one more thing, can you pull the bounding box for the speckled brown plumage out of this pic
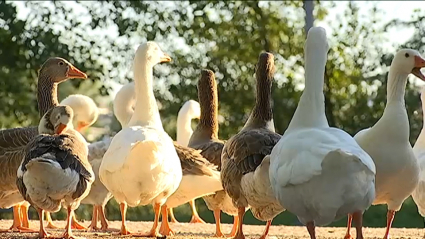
[173,141,218,177]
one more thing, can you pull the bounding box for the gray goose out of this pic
[0,57,87,232]
[220,53,284,239]
[16,105,95,239]
[188,69,238,237]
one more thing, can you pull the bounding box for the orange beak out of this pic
[55,123,68,134]
[67,64,88,79]
[76,122,89,132]
[160,54,172,63]
[412,55,425,81]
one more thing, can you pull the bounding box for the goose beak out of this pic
[76,122,89,132]
[67,65,88,79]
[412,55,425,81]
[160,53,172,63]
[55,123,68,135]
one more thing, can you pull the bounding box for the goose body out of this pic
[412,89,425,219]
[354,49,425,239]
[269,27,375,239]
[0,58,87,232]
[16,106,94,238]
[221,53,284,239]
[99,42,182,236]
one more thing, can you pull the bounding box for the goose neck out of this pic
[244,78,274,131]
[385,70,409,106]
[38,74,58,118]
[128,62,162,128]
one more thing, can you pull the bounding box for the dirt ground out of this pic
[0,220,423,239]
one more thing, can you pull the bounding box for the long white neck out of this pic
[373,69,410,140]
[177,106,197,146]
[127,58,163,129]
[286,47,329,132]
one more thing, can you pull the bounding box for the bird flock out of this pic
[0,26,425,239]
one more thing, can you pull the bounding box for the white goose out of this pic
[269,27,376,239]
[177,100,201,146]
[350,49,425,239]
[413,88,425,221]
[99,42,182,236]
[60,94,99,132]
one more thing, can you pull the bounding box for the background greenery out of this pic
[1,0,425,228]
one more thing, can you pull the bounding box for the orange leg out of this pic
[383,210,395,239]
[228,215,239,237]
[132,203,162,237]
[45,212,60,229]
[189,200,206,224]
[70,210,87,230]
[352,211,364,239]
[232,207,246,239]
[63,208,77,239]
[213,209,224,237]
[119,203,131,235]
[306,221,316,239]
[2,205,36,233]
[259,220,272,239]
[37,208,50,238]
[168,207,179,223]
[98,205,109,231]
[345,214,353,239]
[88,206,99,230]
[20,204,29,228]
[159,204,174,236]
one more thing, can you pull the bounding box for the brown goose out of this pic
[220,53,284,239]
[16,105,95,239]
[0,57,87,232]
[188,69,239,237]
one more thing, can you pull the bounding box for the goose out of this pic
[221,52,284,239]
[60,94,99,132]
[42,94,102,230]
[169,99,203,224]
[188,69,238,237]
[0,57,87,232]
[99,42,182,236]
[269,27,375,239]
[346,49,425,239]
[412,88,425,223]
[112,81,223,236]
[16,105,95,239]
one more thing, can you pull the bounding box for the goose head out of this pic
[60,94,99,132]
[305,27,329,62]
[391,49,425,81]
[39,57,88,83]
[39,105,74,135]
[178,100,201,120]
[134,41,171,68]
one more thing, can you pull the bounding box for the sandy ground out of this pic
[0,220,423,239]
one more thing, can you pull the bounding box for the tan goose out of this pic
[0,57,87,232]
[111,81,223,236]
[221,53,284,239]
[16,105,95,239]
[188,69,238,237]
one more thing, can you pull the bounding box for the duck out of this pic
[0,57,87,232]
[60,94,99,132]
[169,99,203,224]
[412,88,425,223]
[99,41,182,236]
[269,27,376,239]
[112,81,223,236]
[220,52,284,239]
[16,105,95,239]
[188,69,238,237]
[347,49,425,239]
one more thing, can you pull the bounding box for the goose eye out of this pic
[56,114,60,120]
[58,61,64,66]
[405,53,410,58]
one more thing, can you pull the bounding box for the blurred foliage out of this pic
[1,0,425,229]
